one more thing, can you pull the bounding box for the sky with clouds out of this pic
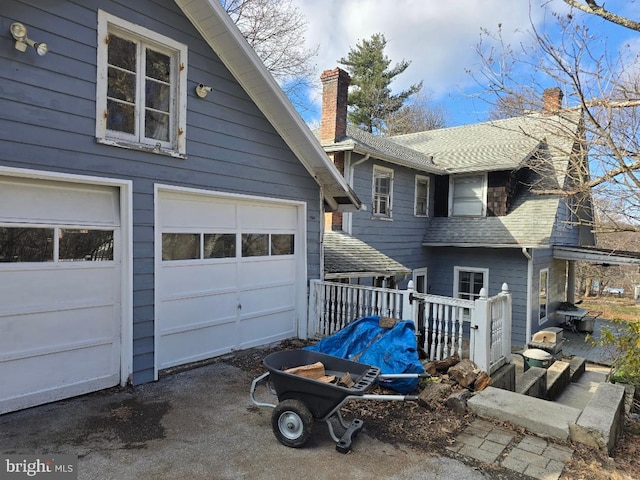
[290,0,640,127]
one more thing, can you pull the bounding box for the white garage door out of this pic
[156,190,304,371]
[0,177,122,414]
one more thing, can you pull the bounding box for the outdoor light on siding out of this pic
[195,84,212,98]
[10,22,48,56]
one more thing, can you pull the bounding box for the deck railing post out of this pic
[402,280,415,322]
[472,287,491,373]
[307,279,319,339]
[500,282,512,363]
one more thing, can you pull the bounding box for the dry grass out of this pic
[579,297,640,322]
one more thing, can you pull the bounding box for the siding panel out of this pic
[0,0,321,384]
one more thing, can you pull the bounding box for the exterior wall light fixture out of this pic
[10,22,48,56]
[195,84,212,98]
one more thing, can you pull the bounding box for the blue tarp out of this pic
[305,316,424,393]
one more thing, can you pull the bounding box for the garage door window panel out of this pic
[204,233,236,259]
[0,227,54,263]
[59,229,114,261]
[162,233,199,260]
[271,234,294,255]
[242,234,268,257]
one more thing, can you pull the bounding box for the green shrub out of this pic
[590,319,640,387]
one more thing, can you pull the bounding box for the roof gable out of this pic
[390,111,582,177]
[173,0,360,211]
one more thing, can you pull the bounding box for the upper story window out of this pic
[449,174,487,217]
[414,175,430,217]
[372,166,393,218]
[96,10,187,157]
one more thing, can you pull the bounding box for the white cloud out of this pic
[295,0,546,119]
[292,0,637,125]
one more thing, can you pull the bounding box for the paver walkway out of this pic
[448,419,574,480]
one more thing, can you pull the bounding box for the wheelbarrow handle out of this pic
[249,371,277,408]
[377,373,431,380]
[352,394,420,402]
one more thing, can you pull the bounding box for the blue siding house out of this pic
[318,68,597,346]
[0,1,359,414]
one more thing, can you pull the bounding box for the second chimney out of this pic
[542,87,563,114]
[320,68,350,143]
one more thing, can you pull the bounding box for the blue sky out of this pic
[289,0,640,128]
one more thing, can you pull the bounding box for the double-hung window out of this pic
[372,166,393,218]
[414,175,430,216]
[449,174,487,217]
[96,10,187,157]
[454,266,488,301]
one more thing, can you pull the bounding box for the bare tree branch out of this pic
[562,0,640,32]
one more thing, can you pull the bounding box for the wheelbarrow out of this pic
[249,349,428,453]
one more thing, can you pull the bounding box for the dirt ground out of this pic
[223,339,640,480]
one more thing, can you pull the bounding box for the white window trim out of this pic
[96,10,187,158]
[539,268,549,324]
[448,173,487,217]
[453,266,489,300]
[372,165,394,219]
[414,175,430,217]
[412,267,428,293]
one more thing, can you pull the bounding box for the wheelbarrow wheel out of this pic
[271,399,313,448]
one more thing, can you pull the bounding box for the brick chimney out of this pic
[320,68,350,143]
[542,87,563,114]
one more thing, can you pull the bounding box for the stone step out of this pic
[568,356,586,381]
[555,366,609,410]
[515,366,546,398]
[469,380,627,454]
[468,386,582,440]
[569,382,626,454]
[546,360,571,400]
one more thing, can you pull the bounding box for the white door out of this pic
[0,177,121,414]
[156,189,304,371]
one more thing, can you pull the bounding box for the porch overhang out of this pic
[324,230,411,279]
[553,246,640,266]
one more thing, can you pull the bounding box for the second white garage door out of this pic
[156,189,306,371]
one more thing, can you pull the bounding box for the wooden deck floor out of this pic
[561,319,620,366]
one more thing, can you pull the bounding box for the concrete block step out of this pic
[569,382,626,454]
[515,366,546,398]
[468,386,581,441]
[546,361,571,400]
[568,356,586,381]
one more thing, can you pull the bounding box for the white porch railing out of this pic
[308,280,512,374]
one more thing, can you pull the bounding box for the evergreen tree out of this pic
[339,33,422,134]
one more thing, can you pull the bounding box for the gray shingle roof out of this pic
[390,112,581,176]
[422,190,561,247]
[391,112,583,247]
[317,126,445,174]
[324,230,411,277]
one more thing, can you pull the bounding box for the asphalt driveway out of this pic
[0,360,489,480]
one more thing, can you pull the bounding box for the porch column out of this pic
[567,260,576,304]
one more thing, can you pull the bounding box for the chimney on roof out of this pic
[320,67,350,143]
[542,87,563,114]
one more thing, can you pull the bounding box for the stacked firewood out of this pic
[418,356,490,412]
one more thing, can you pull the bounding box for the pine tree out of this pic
[339,33,422,134]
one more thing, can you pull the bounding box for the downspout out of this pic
[345,153,370,234]
[522,247,532,344]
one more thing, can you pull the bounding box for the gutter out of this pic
[522,247,533,344]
